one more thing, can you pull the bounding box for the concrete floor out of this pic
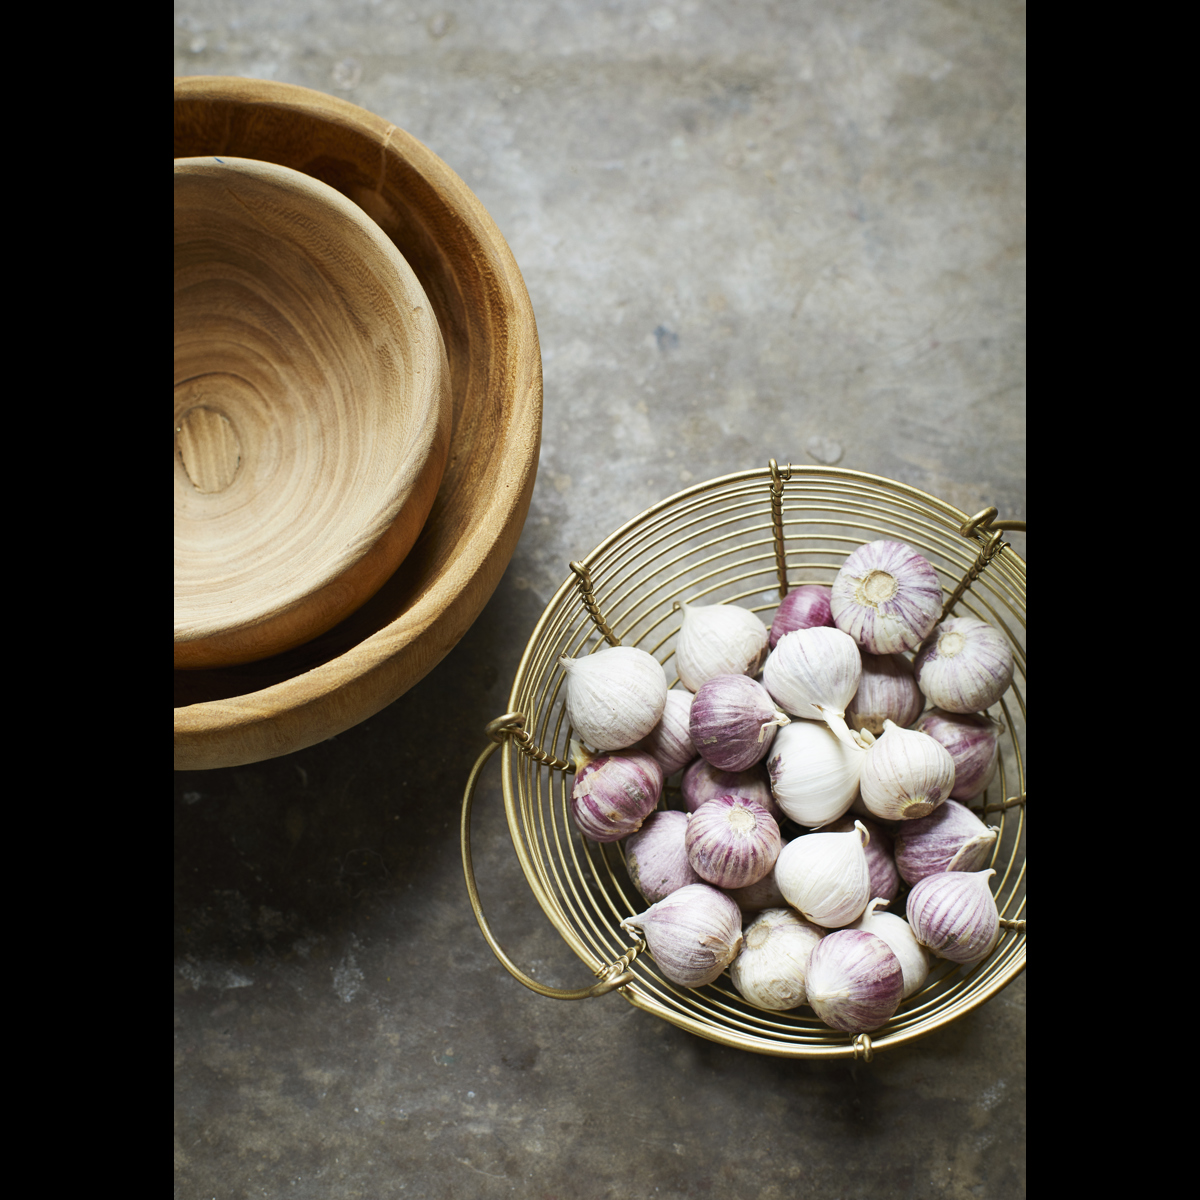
[174,3,1026,1196]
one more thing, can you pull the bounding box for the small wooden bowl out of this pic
[174,78,542,768]
[175,156,452,669]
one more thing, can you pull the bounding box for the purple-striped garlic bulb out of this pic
[730,908,825,1010]
[805,929,904,1033]
[831,540,942,655]
[723,860,790,915]
[915,709,1003,801]
[769,585,834,648]
[762,626,863,748]
[681,759,780,821]
[859,720,956,821]
[624,810,701,903]
[893,799,999,885]
[622,883,743,988]
[845,652,924,735]
[849,899,930,999]
[689,674,790,772]
[685,796,782,889]
[906,868,1000,963]
[633,687,696,776]
[569,747,663,843]
[913,617,1014,715]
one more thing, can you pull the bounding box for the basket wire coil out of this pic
[462,464,1026,1060]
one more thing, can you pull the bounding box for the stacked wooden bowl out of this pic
[174,77,542,769]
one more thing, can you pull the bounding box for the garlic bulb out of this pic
[624,810,701,903]
[681,759,781,821]
[845,652,924,734]
[893,799,999,885]
[768,585,833,649]
[622,883,744,988]
[685,796,782,889]
[773,821,871,928]
[913,617,1014,715]
[850,899,930,999]
[729,908,825,1010]
[831,540,942,655]
[674,601,770,691]
[765,719,866,829]
[906,868,1000,964]
[824,815,900,904]
[859,719,956,821]
[805,930,904,1033]
[633,687,696,776]
[762,626,862,748]
[569,747,664,843]
[689,674,790,772]
[723,860,790,915]
[560,646,668,751]
[915,709,1002,801]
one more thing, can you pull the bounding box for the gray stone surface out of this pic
[175,3,1026,1196]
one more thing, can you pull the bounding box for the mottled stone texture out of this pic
[175,2,1025,1196]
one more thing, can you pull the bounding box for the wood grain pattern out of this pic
[173,78,542,769]
[175,156,452,669]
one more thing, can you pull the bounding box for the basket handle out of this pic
[460,738,636,1000]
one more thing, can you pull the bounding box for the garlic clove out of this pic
[845,651,924,735]
[689,674,790,772]
[892,799,999,885]
[624,810,702,904]
[831,540,942,655]
[765,719,866,829]
[684,795,782,889]
[773,820,872,928]
[569,749,664,843]
[622,883,744,988]
[913,616,1014,715]
[805,929,904,1033]
[906,868,1000,964]
[729,907,825,1010]
[762,626,863,748]
[674,601,770,692]
[768,585,834,649]
[859,719,956,821]
[560,645,669,752]
[849,898,930,998]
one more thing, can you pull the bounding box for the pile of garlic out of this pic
[561,538,1013,1036]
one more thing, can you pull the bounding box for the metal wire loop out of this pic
[484,711,573,772]
[852,1034,874,1062]
[569,560,620,647]
[940,529,1007,623]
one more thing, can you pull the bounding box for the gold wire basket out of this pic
[462,463,1026,1060]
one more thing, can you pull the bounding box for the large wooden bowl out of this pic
[174,78,542,769]
[175,156,452,669]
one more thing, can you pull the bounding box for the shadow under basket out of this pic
[462,463,1026,1061]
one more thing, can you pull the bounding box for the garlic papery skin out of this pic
[674,601,770,691]
[845,652,924,735]
[681,759,781,822]
[685,796,782,889]
[773,821,872,928]
[633,688,696,776]
[906,869,999,964]
[893,800,999,886]
[831,540,942,655]
[689,674,790,772]
[805,930,904,1033]
[859,719,956,821]
[765,719,866,829]
[913,616,1014,715]
[729,908,825,1010]
[768,585,833,649]
[569,749,664,843]
[762,626,863,748]
[824,816,901,904]
[850,899,930,999]
[914,709,1002,801]
[624,810,702,904]
[560,646,669,752]
[622,883,744,988]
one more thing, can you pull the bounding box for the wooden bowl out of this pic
[175,156,452,669]
[173,78,542,768]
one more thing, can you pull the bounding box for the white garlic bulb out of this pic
[729,908,825,1010]
[765,719,866,829]
[831,540,942,655]
[773,821,872,928]
[762,626,863,748]
[559,646,668,751]
[673,601,770,691]
[913,616,1014,714]
[850,899,930,999]
[859,719,956,821]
